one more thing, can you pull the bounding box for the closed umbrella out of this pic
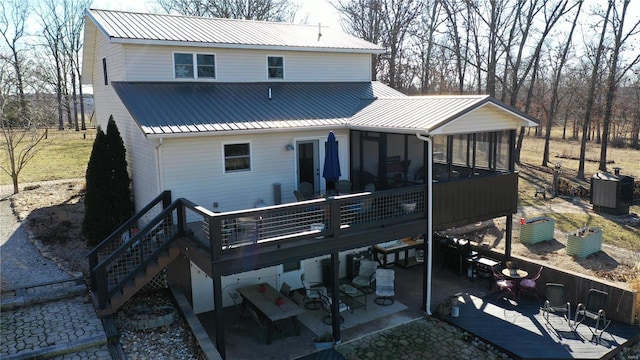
[322,131,341,191]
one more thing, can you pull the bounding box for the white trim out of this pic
[172,51,217,80]
[107,37,384,54]
[222,140,253,174]
[266,55,285,80]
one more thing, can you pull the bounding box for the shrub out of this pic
[82,116,134,246]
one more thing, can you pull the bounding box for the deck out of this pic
[191,255,639,360]
[445,293,640,359]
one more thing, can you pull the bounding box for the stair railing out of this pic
[88,191,172,310]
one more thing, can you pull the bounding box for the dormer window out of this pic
[174,53,216,79]
[267,56,284,79]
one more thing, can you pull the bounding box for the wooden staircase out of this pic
[93,245,182,317]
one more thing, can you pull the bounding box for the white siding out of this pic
[436,106,523,135]
[123,45,371,82]
[160,129,349,212]
[91,32,160,211]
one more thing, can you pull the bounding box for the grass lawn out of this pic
[0,128,96,185]
[516,134,640,250]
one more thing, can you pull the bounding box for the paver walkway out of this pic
[1,182,111,359]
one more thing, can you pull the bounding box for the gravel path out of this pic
[0,188,72,290]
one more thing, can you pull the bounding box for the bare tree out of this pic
[0,0,29,118]
[598,0,640,172]
[0,54,52,194]
[577,1,612,180]
[507,0,568,162]
[333,0,384,80]
[38,1,66,130]
[157,0,299,21]
[334,0,424,89]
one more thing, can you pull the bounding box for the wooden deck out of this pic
[445,293,640,360]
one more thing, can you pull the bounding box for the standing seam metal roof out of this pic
[348,96,492,132]
[87,9,384,52]
[111,81,404,136]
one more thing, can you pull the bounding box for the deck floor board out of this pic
[445,293,640,359]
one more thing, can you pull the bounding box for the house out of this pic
[82,9,538,358]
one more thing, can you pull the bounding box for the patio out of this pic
[191,247,639,359]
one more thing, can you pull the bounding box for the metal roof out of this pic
[86,9,384,53]
[111,81,404,136]
[348,95,539,134]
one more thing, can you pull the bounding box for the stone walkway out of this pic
[335,317,511,360]
[1,181,112,359]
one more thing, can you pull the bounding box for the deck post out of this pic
[212,271,225,358]
[330,251,341,343]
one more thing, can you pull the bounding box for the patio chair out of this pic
[374,268,395,305]
[574,289,612,344]
[336,180,352,194]
[351,259,377,294]
[279,282,292,298]
[542,283,571,326]
[519,265,543,300]
[320,291,350,325]
[299,182,314,199]
[293,190,306,202]
[300,273,324,310]
[491,267,516,301]
[229,291,249,319]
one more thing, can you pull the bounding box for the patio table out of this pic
[373,237,424,268]
[237,283,304,344]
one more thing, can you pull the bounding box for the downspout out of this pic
[155,138,164,194]
[415,131,432,315]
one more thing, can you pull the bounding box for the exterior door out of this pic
[297,140,320,193]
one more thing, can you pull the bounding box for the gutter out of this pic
[415,131,433,316]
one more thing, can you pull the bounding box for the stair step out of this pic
[93,244,182,317]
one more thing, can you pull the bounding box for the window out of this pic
[282,261,301,272]
[102,58,108,85]
[267,56,284,79]
[174,53,215,79]
[224,143,251,172]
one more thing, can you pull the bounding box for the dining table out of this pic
[501,268,529,279]
[236,283,304,344]
[501,268,529,298]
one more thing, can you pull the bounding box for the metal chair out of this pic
[351,259,377,294]
[574,289,612,344]
[293,190,306,202]
[300,273,324,310]
[336,180,352,194]
[299,182,314,199]
[491,267,516,301]
[374,268,395,305]
[542,283,571,326]
[279,282,292,297]
[519,265,543,300]
[320,290,350,325]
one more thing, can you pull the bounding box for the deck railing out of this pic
[183,185,426,260]
[88,186,426,310]
[88,173,517,311]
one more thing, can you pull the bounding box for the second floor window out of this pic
[267,56,284,79]
[174,53,216,79]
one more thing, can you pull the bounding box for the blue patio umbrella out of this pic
[323,131,341,186]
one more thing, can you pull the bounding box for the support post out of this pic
[213,272,226,358]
